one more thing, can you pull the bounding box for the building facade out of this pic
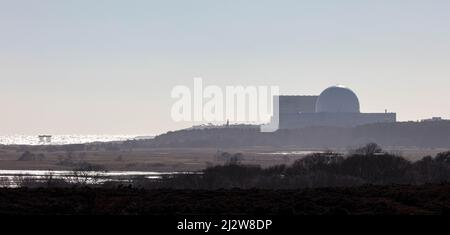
[273,86,396,129]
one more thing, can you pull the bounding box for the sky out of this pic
[1,0,450,135]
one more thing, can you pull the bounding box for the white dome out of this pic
[315,86,360,113]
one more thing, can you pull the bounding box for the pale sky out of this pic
[1,0,450,135]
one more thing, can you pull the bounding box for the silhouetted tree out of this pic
[351,143,383,156]
[226,153,244,165]
[435,151,450,164]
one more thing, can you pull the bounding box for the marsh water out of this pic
[0,170,181,188]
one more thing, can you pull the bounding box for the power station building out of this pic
[271,85,396,129]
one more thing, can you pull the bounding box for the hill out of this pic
[135,121,450,148]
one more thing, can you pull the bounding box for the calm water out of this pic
[0,170,182,188]
[256,151,325,155]
[0,135,154,146]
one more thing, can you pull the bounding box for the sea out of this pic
[0,135,154,146]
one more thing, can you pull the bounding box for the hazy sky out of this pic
[1,0,450,135]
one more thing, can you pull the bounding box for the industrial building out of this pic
[271,85,396,129]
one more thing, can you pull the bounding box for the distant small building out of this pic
[421,117,447,122]
[38,135,52,143]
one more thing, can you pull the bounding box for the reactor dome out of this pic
[315,85,360,113]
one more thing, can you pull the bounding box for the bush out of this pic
[349,143,384,156]
[338,154,411,184]
[410,155,450,184]
[287,152,343,175]
[435,151,450,164]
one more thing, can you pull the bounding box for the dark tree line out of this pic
[139,144,450,189]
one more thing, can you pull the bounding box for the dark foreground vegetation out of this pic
[2,144,450,215]
[0,184,450,215]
